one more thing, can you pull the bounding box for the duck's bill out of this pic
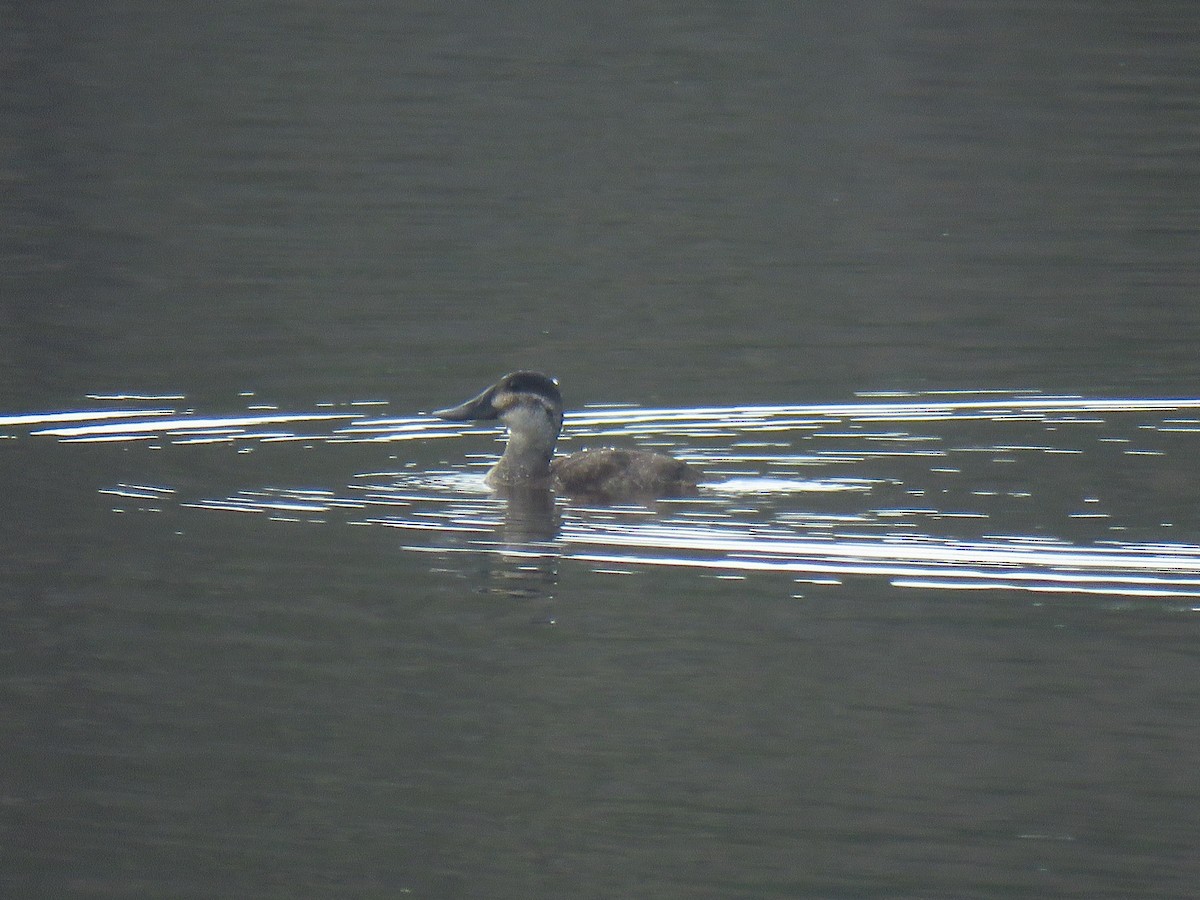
[431,386,499,421]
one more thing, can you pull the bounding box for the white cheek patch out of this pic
[502,401,545,427]
[498,397,558,437]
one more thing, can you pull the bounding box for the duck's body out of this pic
[433,371,700,500]
[552,447,699,500]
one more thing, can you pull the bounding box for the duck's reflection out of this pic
[482,485,561,601]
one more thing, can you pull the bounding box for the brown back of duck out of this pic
[550,448,700,501]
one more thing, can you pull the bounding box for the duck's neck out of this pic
[487,408,559,486]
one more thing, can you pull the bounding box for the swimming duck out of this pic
[432,371,700,500]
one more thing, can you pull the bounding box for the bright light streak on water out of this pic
[559,524,1200,596]
[32,412,360,438]
[0,409,176,427]
[707,477,876,494]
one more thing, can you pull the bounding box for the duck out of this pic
[432,371,700,500]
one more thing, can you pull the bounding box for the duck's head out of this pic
[432,370,565,442]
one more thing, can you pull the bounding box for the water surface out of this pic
[4,0,1200,897]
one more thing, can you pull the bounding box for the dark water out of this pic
[4,2,1200,898]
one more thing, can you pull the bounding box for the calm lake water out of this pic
[4,2,1200,898]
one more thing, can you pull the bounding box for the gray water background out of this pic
[4,2,1200,897]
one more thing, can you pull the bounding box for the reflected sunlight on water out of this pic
[8,392,1200,603]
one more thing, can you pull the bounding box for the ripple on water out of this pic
[6,392,1200,602]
